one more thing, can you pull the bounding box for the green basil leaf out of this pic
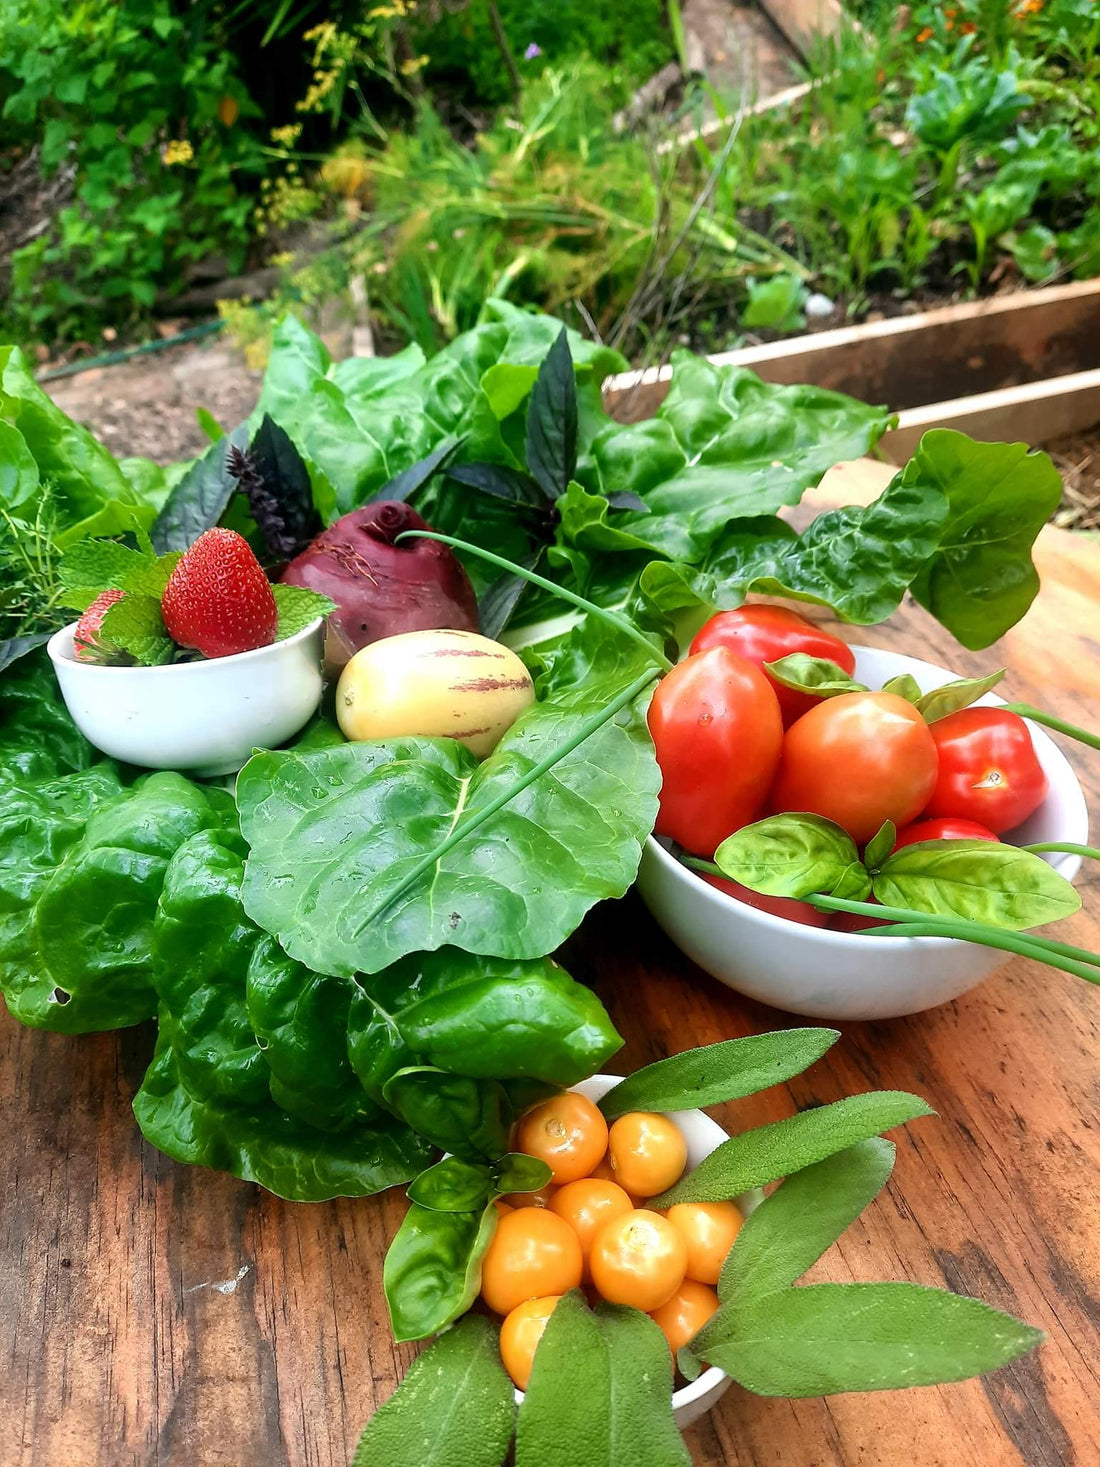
[863,821,896,872]
[383,1066,514,1161]
[493,1153,553,1196]
[408,1157,493,1213]
[915,669,1005,723]
[384,1200,499,1344]
[873,841,1081,930]
[516,1292,610,1467]
[763,655,867,697]
[881,672,922,703]
[714,814,866,900]
[526,328,578,501]
[598,1029,839,1119]
[651,1092,934,1207]
[717,1139,896,1305]
[596,1303,692,1467]
[350,1314,515,1467]
[695,1282,1043,1396]
[905,431,1063,650]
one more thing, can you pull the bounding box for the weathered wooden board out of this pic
[2,484,1098,1467]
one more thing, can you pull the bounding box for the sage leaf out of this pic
[915,669,1005,723]
[598,1029,839,1119]
[863,821,896,872]
[715,814,865,901]
[695,1282,1044,1396]
[407,1157,493,1213]
[597,1304,691,1467]
[493,1153,553,1196]
[873,841,1081,930]
[881,672,922,703]
[384,1200,498,1343]
[516,1292,610,1467]
[526,328,578,501]
[350,1314,515,1467]
[764,654,867,697]
[650,1092,934,1207]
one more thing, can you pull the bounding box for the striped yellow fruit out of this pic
[336,627,535,758]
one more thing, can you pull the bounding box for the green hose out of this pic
[35,319,226,383]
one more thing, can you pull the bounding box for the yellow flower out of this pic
[162,138,194,166]
[399,53,429,76]
[270,123,302,146]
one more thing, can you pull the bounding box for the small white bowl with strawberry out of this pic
[48,528,332,777]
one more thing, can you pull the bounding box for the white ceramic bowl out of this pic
[637,644,1090,1021]
[47,619,325,777]
[513,1072,762,1431]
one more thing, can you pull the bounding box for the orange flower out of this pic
[916,24,934,39]
[960,18,977,30]
[945,15,955,26]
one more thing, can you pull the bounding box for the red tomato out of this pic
[689,606,856,725]
[701,873,831,928]
[648,648,784,857]
[769,692,939,844]
[923,708,1048,834]
[891,817,1000,851]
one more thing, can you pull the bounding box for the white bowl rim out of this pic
[649,641,1089,954]
[510,1072,736,1416]
[47,615,324,675]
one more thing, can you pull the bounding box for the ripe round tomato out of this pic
[923,708,1048,833]
[480,1207,583,1316]
[648,1280,721,1356]
[665,1201,742,1286]
[590,1209,687,1311]
[500,1295,561,1389]
[769,692,939,844]
[549,1179,634,1274]
[607,1113,687,1198]
[514,1092,608,1186]
[891,817,1000,851]
[648,648,784,857]
[690,606,856,725]
[701,873,831,928]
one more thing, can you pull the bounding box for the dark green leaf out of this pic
[478,548,545,642]
[349,1315,515,1467]
[863,821,896,872]
[764,655,867,698]
[384,1201,498,1343]
[0,648,97,780]
[873,841,1081,930]
[605,490,650,513]
[881,673,922,703]
[651,1092,934,1206]
[696,1282,1043,1396]
[407,1157,493,1213]
[526,329,578,501]
[151,424,250,553]
[0,631,53,674]
[915,670,1005,723]
[240,414,322,559]
[714,814,870,901]
[598,1030,839,1119]
[905,432,1063,649]
[516,1292,610,1467]
[375,434,465,504]
[383,1066,514,1160]
[596,1304,692,1467]
[448,462,551,508]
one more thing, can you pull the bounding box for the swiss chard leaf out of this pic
[383,1066,514,1160]
[0,648,98,780]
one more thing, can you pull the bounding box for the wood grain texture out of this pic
[2,490,1098,1467]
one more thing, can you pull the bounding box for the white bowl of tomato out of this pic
[638,623,1089,1021]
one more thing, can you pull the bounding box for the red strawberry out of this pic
[73,587,126,662]
[161,528,278,659]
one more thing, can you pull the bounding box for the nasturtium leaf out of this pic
[714,814,870,902]
[238,666,659,976]
[915,669,1005,723]
[764,655,867,698]
[863,821,896,872]
[651,1092,934,1207]
[873,841,1081,929]
[516,1292,611,1467]
[349,1315,515,1467]
[407,1157,493,1213]
[596,1304,692,1467]
[598,1029,839,1119]
[695,1282,1043,1396]
[904,432,1063,649]
[384,1200,499,1343]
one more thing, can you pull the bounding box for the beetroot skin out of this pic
[281,501,479,672]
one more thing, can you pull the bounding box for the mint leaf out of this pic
[694,1282,1043,1396]
[650,1092,934,1206]
[98,593,175,666]
[272,583,334,640]
[58,539,150,603]
[123,551,181,598]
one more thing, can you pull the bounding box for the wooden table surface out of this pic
[3,468,1098,1467]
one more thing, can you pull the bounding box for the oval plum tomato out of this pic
[514,1092,608,1186]
[589,1209,688,1311]
[924,708,1048,833]
[648,1280,721,1356]
[891,817,1001,851]
[690,606,856,725]
[607,1113,687,1198]
[549,1179,634,1275]
[500,1295,562,1389]
[648,648,783,857]
[480,1207,583,1315]
[701,873,831,928]
[769,692,939,844]
[665,1201,742,1286]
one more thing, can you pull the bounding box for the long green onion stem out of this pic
[1002,703,1100,751]
[397,529,674,672]
[1022,842,1100,861]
